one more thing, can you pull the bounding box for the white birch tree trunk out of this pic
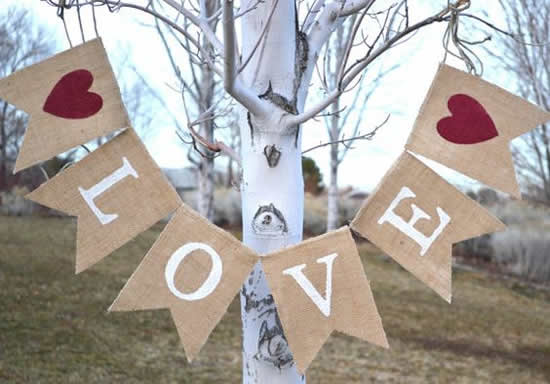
[174,0,450,379]
[238,0,307,382]
[196,1,218,222]
[327,99,341,231]
[327,156,339,231]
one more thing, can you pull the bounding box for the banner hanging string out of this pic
[441,0,484,76]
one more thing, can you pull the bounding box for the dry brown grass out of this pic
[0,216,549,383]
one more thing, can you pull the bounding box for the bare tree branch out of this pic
[287,3,456,128]
[161,0,224,53]
[302,114,389,154]
[43,0,224,76]
[222,0,270,117]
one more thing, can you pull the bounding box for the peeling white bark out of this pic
[327,97,340,232]
[240,127,305,384]
[222,0,412,381]
[237,0,307,382]
[327,157,339,231]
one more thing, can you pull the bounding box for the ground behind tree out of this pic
[0,216,548,383]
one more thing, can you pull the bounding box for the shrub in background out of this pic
[491,229,550,282]
[489,200,550,227]
[0,186,33,216]
[455,199,550,283]
[454,234,494,262]
[302,157,324,195]
[303,194,363,236]
[340,198,363,225]
[213,188,242,227]
[488,200,550,282]
[180,188,243,227]
[478,188,500,206]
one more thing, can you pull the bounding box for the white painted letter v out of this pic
[282,253,338,317]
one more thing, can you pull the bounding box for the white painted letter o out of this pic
[165,243,222,301]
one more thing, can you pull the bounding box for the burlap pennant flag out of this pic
[262,227,388,373]
[351,152,505,302]
[0,38,129,172]
[26,128,181,273]
[405,63,550,198]
[109,204,259,361]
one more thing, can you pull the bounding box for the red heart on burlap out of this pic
[43,69,103,119]
[437,94,498,144]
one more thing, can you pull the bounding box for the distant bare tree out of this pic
[103,48,159,141]
[307,16,392,230]
[154,0,226,221]
[69,45,161,165]
[488,0,550,202]
[0,6,55,190]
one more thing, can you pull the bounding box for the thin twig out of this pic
[223,0,269,117]
[91,2,100,37]
[461,13,550,46]
[302,114,390,154]
[75,0,86,43]
[38,165,50,181]
[287,4,454,128]
[61,16,73,47]
[43,0,222,75]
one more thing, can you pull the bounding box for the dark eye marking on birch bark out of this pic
[252,203,288,236]
[259,82,297,115]
[263,145,282,167]
[243,284,294,368]
[242,285,275,313]
[255,312,294,369]
[292,15,309,149]
[294,30,308,100]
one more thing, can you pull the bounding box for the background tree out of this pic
[311,16,393,230]
[154,0,225,221]
[93,49,158,147]
[487,0,550,203]
[115,49,158,139]
[0,6,55,191]
[38,0,504,382]
[302,156,324,195]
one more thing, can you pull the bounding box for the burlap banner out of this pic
[351,152,505,302]
[27,128,181,273]
[262,227,388,373]
[406,63,550,198]
[0,38,129,172]
[110,204,259,362]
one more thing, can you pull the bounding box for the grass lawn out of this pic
[1,216,549,383]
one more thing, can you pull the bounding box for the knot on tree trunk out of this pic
[264,145,282,167]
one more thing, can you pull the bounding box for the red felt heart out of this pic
[43,69,103,119]
[436,94,498,145]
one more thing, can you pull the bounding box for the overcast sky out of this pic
[6,0,513,192]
